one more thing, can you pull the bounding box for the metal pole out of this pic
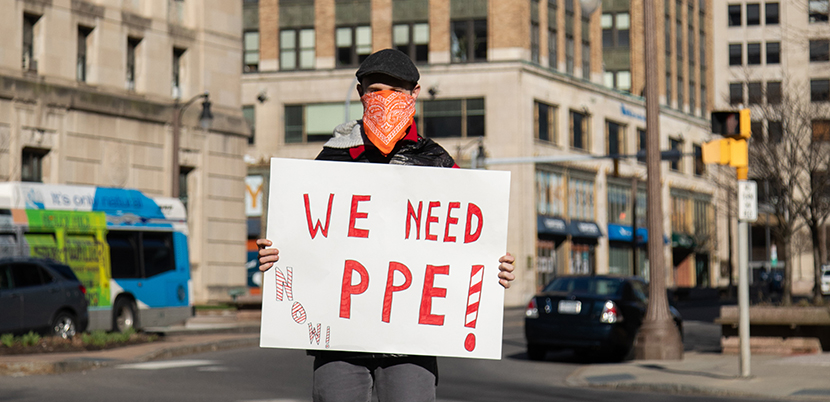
[634,0,683,360]
[739,218,751,377]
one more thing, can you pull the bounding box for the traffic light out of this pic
[701,138,747,168]
[711,109,751,139]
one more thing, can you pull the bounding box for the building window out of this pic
[22,14,40,72]
[810,40,830,62]
[666,72,672,104]
[809,0,829,23]
[601,12,630,48]
[746,3,760,25]
[604,70,631,91]
[677,76,684,110]
[607,183,637,225]
[669,138,683,172]
[548,0,558,70]
[751,121,763,140]
[748,82,763,104]
[766,42,780,64]
[693,144,705,176]
[768,120,783,143]
[606,121,624,156]
[337,26,371,67]
[394,22,429,64]
[812,79,830,102]
[21,148,48,182]
[765,3,779,24]
[730,82,743,105]
[418,98,485,139]
[568,177,595,221]
[565,36,575,74]
[535,101,558,143]
[689,83,696,113]
[638,128,646,159]
[812,120,830,142]
[536,170,564,216]
[701,84,707,113]
[530,21,540,63]
[729,43,742,66]
[77,26,93,82]
[581,40,590,79]
[244,31,260,73]
[570,110,589,151]
[767,81,782,104]
[451,20,487,63]
[284,102,362,144]
[126,37,141,91]
[282,28,316,70]
[172,47,185,98]
[243,105,255,145]
[179,166,193,211]
[728,4,741,26]
[700,30,707,69]
[747,43,761,65]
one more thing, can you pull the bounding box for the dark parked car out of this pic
[524,275,682,361]
[0,258,89,339]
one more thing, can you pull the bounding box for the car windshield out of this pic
[543,277,623,297]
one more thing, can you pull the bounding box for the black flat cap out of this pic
[355,49,420,84]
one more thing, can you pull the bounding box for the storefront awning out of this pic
[537,215,568,236]
[608,224,669,245]
[672,232,696,249]
[568,220,602,239]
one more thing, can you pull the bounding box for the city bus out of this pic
[0,182,192,332]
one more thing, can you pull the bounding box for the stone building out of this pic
[713,0,830,293]
[241,0,722,307]
[0,0,250,303]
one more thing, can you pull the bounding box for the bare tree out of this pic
[748,78,830,305]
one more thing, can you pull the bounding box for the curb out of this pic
[564,366,827,401]
[0,336,260,377]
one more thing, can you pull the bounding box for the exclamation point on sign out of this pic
[463,265,484,352]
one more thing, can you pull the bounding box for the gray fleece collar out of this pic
[323,120,364,149]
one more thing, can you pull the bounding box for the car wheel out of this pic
[527,344,546,361]
[52,311,78,340]
[113,298,137,333]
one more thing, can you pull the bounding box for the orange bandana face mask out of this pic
[361,90,416,156]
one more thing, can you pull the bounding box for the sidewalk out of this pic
[0,310,261,376]
[566,351,830,401]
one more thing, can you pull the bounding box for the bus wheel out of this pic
[113,298,137,333]
[52,311,78,340]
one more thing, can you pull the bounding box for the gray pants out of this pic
[312,354,438,402]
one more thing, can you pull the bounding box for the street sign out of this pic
[738,180,757,222]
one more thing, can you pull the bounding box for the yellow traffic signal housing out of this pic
[729,139,748,168]
[702,138,731,165]
[701,138,748,167]
[711,109,751,139]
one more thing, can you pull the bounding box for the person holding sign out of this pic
[257,48,515,402]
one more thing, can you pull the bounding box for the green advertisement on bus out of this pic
[23,210,111,309]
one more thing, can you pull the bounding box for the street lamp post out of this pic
[634,0,683,360]
[171,91,213,199]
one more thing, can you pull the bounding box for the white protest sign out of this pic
[260,158,511,360]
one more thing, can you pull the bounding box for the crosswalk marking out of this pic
[116,359,219,370]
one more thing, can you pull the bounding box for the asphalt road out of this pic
[0,304,783,402]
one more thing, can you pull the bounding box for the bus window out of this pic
[0,233,17,256]
[142,232,174,278]
[24,233,61,261]
[107,231,140,279]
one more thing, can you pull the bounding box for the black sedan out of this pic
[0,257,89,339]
[524,275,682,361]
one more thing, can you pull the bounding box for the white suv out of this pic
[822,265,830,295]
